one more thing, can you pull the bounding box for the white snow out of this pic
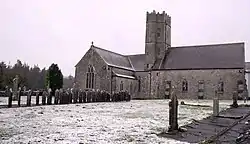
[0,97,248,144]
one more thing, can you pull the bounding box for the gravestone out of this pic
[27,90,32,106]
[107,92,111,102]
[69,88,72,103]
[72,88,77,103]
[168,86,178,132]
[86,90,91,103]
[79,89,83,103]
[82,90,86,103]
[12,75,19,100]
[36,90,40,105]
[42,90,47,105]
[213,91,219,117]
[59,89,63,104]
[17,87,21,106]
[6,87,12,108]
[47,88,52,105]
[92,89,96,102]
[54,89,59,104]
[232,91,238,108]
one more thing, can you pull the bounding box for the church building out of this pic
[75,10,246,100]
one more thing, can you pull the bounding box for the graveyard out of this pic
[1,89,250,143]
[0,73,250,143]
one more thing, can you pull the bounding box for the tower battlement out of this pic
[146,10,171,25]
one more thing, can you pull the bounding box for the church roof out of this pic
[126,54,146,71]
[92,46,134,70]
[161,42,245,70]
[82,42,244,72]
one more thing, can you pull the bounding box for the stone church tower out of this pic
[145,10,171,70]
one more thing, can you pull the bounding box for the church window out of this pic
[120,81,124,91]
[182,79,188,92]
[218,80,224,92]
[156,72,159,76]
[147,64,149,68]
[157,28,161,38]
[86,65,95,89]
[157,32,160,38]
[198,80,204,92]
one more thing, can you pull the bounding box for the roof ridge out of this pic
[171,42,244,49]
[92,45,127,58]
[126,54,145,57]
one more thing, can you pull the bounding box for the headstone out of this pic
[86,90,91,103]
[12,75,19,100]
[36,90,40,105]
[6,87,12,108]
[79,89,83,103]
[27,90,32,106]
[168,86,178,132]
[17,87,21,106]
[47,88,52,105]
[73,88,78,103]
[83,90,87,103]
[92,89,96,102]
[213,90,219,117]
[107,92,111,102]
[59,89,63,104]
[54,89,59,104]
[42,90,47,105]
[232,91,238,108]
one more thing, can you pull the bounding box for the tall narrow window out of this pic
[157,28,161,38]
[198,80,204,92]
[182,79,188,92]
[120,81,124,91]
[86,65,95,89]
[218,80,224,92]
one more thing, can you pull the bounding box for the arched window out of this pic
[182,79,188,92]
[218,79,224,92]
[86,65,95,89]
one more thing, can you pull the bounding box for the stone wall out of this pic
[112,77,137,98]
[136,69,245,100]
[75,48,110,92]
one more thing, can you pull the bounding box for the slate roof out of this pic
[126,54,146,71]
[81,42,244,72]
[161,43,245,70]
[92,46,134,70]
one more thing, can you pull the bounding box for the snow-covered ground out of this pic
[0,97,248,144]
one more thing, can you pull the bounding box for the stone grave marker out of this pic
[168,86,179,132]
[36,90,40,105]
[27,90,32,106]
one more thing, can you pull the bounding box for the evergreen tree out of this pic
[46,63,63,94]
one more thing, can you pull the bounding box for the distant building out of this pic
[245,62,250,98]
[75,10,246,100]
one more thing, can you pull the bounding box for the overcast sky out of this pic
[0,0,249,76]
